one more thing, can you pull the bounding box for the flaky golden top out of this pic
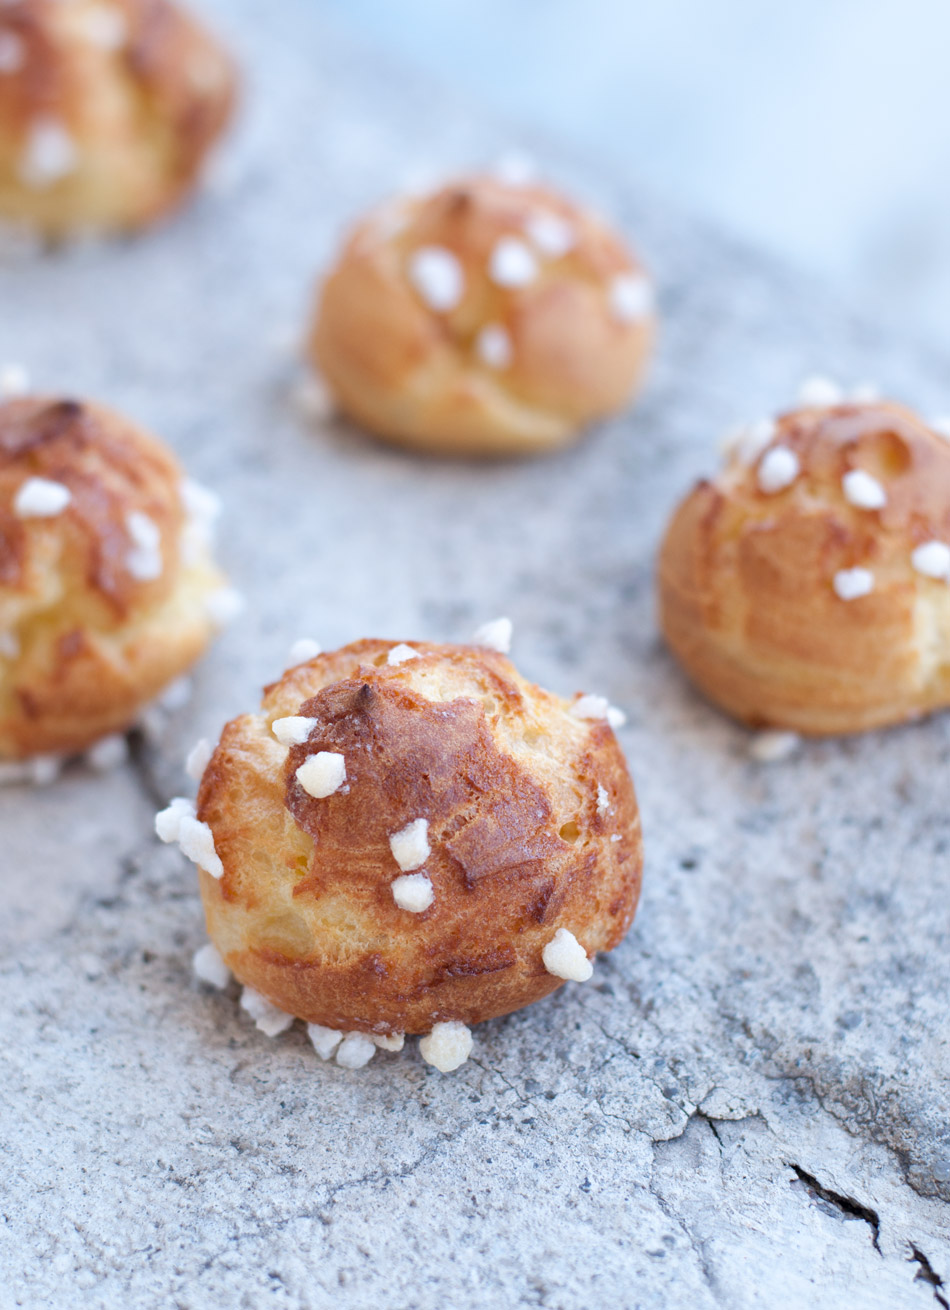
[0,0,236,233]
[659,400,950,733]
[0,394,226,758]
[310,175,654,454]
[0,395,185,619]
[197,640,642,1031]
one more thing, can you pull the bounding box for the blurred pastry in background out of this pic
[0,0,237,239]
[163,631,642,1072]
[0,392,235,768]
[659,383,950,735]
[308,174,655,456]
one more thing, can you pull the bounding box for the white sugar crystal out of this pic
[419,1021,473,1073]
[757,445,799,494]
[308,1024,343,1060]
[387,643,419,666]
[392,872,434,913]
[296,751,346,799]
[76,4,127,50]
[731,418,777,464]
[240,987,294,1037]
[29,754,61,787]
[749,730,801,763]
[472,616,512,653]
[205,587,244,629]
[154,796,195,844]
[609,833,622,843]
[930,417,950,442]
[372,1032,405,1052]
[193,942,230,989]
[842,469,887,510]
[596,785,610,816]
[177,816,223,879]
[911,541,950,581]
[19,118,77,188]
[0,362,29,397]
[798,375,843,407]
[125,510,162,581]
[287,637,321,665]
[408,246,464,312]
[180,478,221,563]
[524,210,576,258]
[850,382,880,403]
[608,272,654,324]
[181,478,222,529]
[86,733,127,773]
[14,476,71,518]
[185,737,213,782]
[292,374,336,423]
[389,818,430,871]
[158,676,193,712]
[833,567,874,601]
[607,705,627,729]
[0,631,18,658]
[0,31,24,74]
[272,716,317,747]
[475,323,513,370]
[489,236,538,288]
[492,149,536,186]
[542,927,593,982]
[336,1032,376,1069]
[570,694,610,721]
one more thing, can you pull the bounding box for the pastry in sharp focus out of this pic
[160,632,642,1072]
[659,387,950,735]
[308,174,655,456]
[0,0,237,238]
[0,393,236,761]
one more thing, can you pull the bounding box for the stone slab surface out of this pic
[1,3,950,1307]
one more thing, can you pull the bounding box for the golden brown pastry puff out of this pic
[162,636,643,1071]
[659,395,950,735]
[0,0,237,238]
[0,394,234,760]
[308,175,655,456]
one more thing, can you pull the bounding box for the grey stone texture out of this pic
[2,3,950,1306]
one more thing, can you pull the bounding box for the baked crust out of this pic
[310,176,654,456]
[197,640,643,1033]
[658,401,950,734]
[0,0,236,236]
[0,395,225,756]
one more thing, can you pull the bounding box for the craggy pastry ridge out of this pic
[196,640,643,1035]
[0,396,226,757]
[310,175,654,456]
[659,399,950,735]
[0,0,236,236]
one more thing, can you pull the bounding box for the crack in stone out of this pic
[764,1070,938,1203]
[646,1170,724,1305]
[127,729,173,811]
[910,1246,949,1309]
[788,1163,881,1254]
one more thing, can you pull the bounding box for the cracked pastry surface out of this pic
[658,399,950,734]
[0,0,236,237]
[195,640,643,1035]
[0,395,226,757]
[309,175,655,456]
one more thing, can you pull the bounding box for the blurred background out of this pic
[326,0,950,343]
